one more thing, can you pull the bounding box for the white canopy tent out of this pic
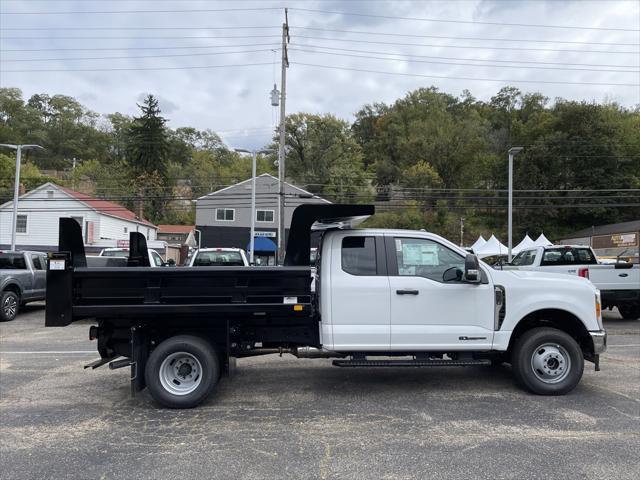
[512,234,535,255]
[533,233,553,247]
[470,235,487,251]
[474,235,508,258]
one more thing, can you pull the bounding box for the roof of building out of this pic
[560,219,640,239]
[157,225,195,234]
[196,173,331,204]
[1,182,156,228]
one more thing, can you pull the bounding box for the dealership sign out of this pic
[592,232,638,249]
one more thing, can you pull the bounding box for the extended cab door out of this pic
[327,233,390,351]
[29,254,47,297]
[386,235,494,350]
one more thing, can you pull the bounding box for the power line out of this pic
[292,62,640,87]
[1,48,281,63]
[293,27,639,47]
[292,35,639,55]
[0,7,285,15]
[287,7,640,33]
[288,47,640,74]
[1,34,282,40]
[2,26,281,31]
[2,61,274,73]
[1,42,280,52]
[291,43,640,69]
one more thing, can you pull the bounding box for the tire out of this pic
[618,305,640,320]
[511,327,584,395]
[0,291,19,322]
[145,335,220,409]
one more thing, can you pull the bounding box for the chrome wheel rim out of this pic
[3,296,17,318]
[531,343,571,384]
[159,352,203,395]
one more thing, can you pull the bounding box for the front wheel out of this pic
[145,335,220,408]
[0,291,19,322]
[618,305,640,320]
[511,327,584,395]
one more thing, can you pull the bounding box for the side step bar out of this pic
[333,359,491,368]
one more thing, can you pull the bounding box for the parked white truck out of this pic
[509,245,640,319]
[47,206,607,408]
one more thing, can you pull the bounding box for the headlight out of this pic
[595,291,603,329]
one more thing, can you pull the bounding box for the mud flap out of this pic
[130,326,148,397]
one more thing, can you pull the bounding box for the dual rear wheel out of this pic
[145,335,220,409]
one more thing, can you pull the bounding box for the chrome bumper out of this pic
[590,330,607,354]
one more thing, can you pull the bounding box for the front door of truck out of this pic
[387,236,494,350]
[328,233,390,351]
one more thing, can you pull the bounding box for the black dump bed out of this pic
[46,204,374,327]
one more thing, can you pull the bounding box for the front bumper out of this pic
[590,330,607,354]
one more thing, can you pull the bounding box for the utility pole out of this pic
[277,8,290,265]
[460,217,464,247]
[507,147,524,262]
[0,144,44,251]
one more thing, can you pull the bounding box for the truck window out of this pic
[394,237,464,282]
[341,236,377,275]
[193,251,245,267]
[30,254,44,270]
[541,247,597,266]
[0,253,27,269]
[151,251,163,267]
[511,249,537,266]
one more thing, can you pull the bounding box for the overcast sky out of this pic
[1,0,639,149]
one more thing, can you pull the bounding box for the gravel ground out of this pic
[0,304,638,480]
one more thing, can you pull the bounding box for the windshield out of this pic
[0,253,27,269]
[102,250,129,258]
[193,251,245,266]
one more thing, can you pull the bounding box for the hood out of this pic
[489,268,597,291]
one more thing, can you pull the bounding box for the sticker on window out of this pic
[283,296,298,304]
[49,259,66,270]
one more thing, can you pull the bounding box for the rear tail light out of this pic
[578,268,589,279]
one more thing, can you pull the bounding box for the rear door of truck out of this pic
[326,231,391,351]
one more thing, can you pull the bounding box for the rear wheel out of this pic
[618,305,640,320]
[145,335,220,408]
[511,327,584,395]
[0,291,19,322]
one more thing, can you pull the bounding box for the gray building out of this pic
[559,219,639,262]
[195,174,330,264]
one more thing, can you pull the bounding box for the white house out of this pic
[0,182,158,253]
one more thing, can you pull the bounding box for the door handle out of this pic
[618,273,628,277]
[396,289,419,295]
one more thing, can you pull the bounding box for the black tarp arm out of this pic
[284,204,375,266]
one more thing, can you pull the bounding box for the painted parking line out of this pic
[0,351,95,354]
[606,344,640,348]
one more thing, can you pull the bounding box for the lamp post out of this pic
[234,148,273,265]
[507,147,524,262]
[0,144,44,250]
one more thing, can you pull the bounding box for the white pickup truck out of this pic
[48,206,608,408]
[509,245,640,320]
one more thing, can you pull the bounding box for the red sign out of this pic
[116,240,130,248]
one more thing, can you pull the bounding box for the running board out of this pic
[332,359,491,368]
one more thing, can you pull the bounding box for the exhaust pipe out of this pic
[293,346,346,359]
[243,346,346,358]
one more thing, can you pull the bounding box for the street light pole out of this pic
[235,148,273,265]
[507,147,524,262]
[0,144,44,250]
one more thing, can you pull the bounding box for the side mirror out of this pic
[443,267,463,282]
[464,254,481,283]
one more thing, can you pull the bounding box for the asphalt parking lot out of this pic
[0,305,638,480]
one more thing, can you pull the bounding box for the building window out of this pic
[256,210,274,223]
[47,190,54,199]
[16,215,27,233]
[124,227,128,234]
[216,208,235,222]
